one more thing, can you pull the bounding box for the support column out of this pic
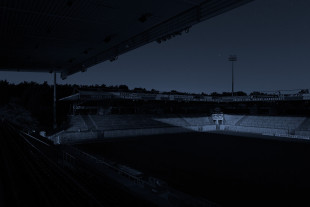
[53,71,57,129]
[232,61,234,96]
[228,55,237,97]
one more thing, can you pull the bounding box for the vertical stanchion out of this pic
[53,71,57,129]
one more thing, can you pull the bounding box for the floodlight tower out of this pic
[228,55,237,96]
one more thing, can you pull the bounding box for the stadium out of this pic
[52,88,310,144]
[1,1,310,207]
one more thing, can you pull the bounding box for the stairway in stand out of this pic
[81,115,97,130]
[297,117,310,131]
[235,115,248,126]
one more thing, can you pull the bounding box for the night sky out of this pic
[1,0,309,94]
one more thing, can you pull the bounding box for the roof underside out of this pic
[0,0,253,79]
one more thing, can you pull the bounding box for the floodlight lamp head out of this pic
[228,55,237,61]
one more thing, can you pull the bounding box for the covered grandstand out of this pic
[49,112,310,144]
[49,88,310,144]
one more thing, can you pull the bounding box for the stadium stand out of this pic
[81,115,97,130]
[66,114,310,139]
[235,115,248,126]
[150,114,190,127]
[182,116,213,126]
[67,115,88,132]
[153,117,188,127]
[237,116,306,130]
[297,118,310,131]
[223,115,244,125]
[67,114,217,132]
[89,114,172,130]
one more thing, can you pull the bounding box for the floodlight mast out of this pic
[228,55,237,96]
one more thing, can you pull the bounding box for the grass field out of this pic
[76,132,310,207]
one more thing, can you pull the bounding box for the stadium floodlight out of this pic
[228,55,237,96]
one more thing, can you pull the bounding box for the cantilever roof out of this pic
[0,0,253,79]
[59,90,118,101]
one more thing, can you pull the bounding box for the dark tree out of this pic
[211,92,220,97]
[298,89,309,94]
[234,91,247,96]
[151,89,159,94]
[133,87,147,93]
[222,92,231,96]
[118,85,129,91]
[250,91,267,96]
